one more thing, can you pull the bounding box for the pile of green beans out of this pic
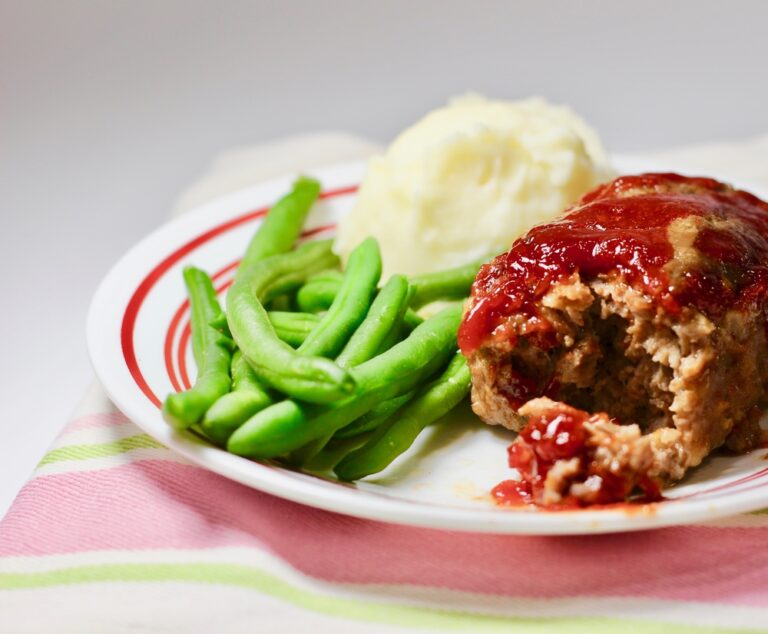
[162,176,485,479]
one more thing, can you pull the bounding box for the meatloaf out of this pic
[458,173,768,507]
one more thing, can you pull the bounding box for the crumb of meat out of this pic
[542,458,581,506]
[517,397,673,503]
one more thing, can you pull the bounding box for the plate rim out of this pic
[87,158,768,535]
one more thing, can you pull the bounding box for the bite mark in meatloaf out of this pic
[460,173,768,506]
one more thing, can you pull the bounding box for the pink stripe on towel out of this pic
[64,413,132,434]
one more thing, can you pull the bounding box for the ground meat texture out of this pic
[460,173,768,505]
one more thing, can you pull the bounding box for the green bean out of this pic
[303,432,374,472]
[334,352,471,481]
[288,273,412,464]
[298,237,382,358]
[408,256,490,309]
[371,324,404,357]
[210,311,321,348]
[334,390,415,439]
[296,270,343,313]
[306,269,344,284]
[227,239,354,403]
[163,267,233,430]
[402,309,424,332]
[227,304,464,459]
[372,301,462,358]
[208,312,230,336]
[337,302,462,403]
[200,351,273,445]
[237,176,321,272]
[335,274,410,368]
[190,423,213,439]
[266,294,293,312]
[268,311,320,347]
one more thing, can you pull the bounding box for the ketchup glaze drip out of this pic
[458,173,768,356]
[491,402,662,508]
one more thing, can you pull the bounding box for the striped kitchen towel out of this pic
[2,133,768,633]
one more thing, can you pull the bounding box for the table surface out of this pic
[2,0,768,517]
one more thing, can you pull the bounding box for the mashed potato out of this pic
[335,95,613,277]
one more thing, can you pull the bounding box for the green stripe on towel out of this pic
[0,563,751,634]
[38,435,165,466]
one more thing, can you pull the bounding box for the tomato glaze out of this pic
[459,173,768,361]
[491,402,662,509]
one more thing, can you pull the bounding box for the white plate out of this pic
[88,159,768,535]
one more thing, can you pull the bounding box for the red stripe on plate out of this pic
[164,299,190,393]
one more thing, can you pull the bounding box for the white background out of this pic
[1,0,767,516]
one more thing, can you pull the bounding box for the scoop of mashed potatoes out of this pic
[335,95,613,277]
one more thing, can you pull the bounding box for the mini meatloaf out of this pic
[458,173,768,507]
